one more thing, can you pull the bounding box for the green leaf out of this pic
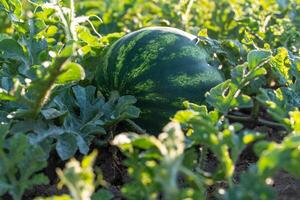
[41,108,67,120]
[255,134,300,178]
[57,151,98,199]
[230,65,245,85]
[0,33,10,41]
[75,134,89,155]
[236,94,253,108]
[245,67,267,82]
[231,63,267,85]
[0,0,9,10]
[37,152,100,200]
[92,189,114,200]
[269,47,292,85]
[207,50,268,113]
[183,101,208,113]
[173,110,199,124]
[0,0,22,19]
[58,44,74,58]
[289,110,300,133]
[257,87,300,129]
[205,80,240,113]
[35,195,72,200]
[0,38,27,64]
[0,90,16,101]
[56,62,86,84]
[27,85,139,160]
[224,166,275,200]
[0,122,9,145]
[112,133,157,152]
[247,50,271,69]
[103,92,140,125]
[0,134,48,199]
[77,26,101,47]
[56,133,78,160]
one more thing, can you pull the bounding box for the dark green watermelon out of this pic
[96,26,224,133]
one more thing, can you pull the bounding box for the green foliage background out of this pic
[0,0,300,200]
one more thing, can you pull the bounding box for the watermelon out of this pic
[96,27,224,133]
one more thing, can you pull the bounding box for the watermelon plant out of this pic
[1,0,300,200]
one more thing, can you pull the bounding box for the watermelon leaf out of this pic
[25,85,139,160]
[247,50,271,69]
[36,151,100,200]
[0,38,28,65]
[92,189,114,200]
[0,131,48,199]
[0,90,16,101]
[224,166,275,200]
[255,132,300,178]
[206,49,268,113]
[56,62,86,84]
[256,87,300,130]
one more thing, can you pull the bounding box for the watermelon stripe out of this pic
[113,31,151,89]
[125,44,195,88]
[117,32,177,91]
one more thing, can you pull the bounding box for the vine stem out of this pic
[30,53,71,117]
[28,0,79,117]
[56,6,72,41]
[227,114,285,128]
[0,150,23,200]
[179,166,205,194]
[250,99,260,119]
[199,145,208,170]
[69,0,78,41]
[125,119,147,134]
[182,0,195,28]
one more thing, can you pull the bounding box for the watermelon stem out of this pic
[227,114,285,129]
[199,145,208,170]
[125,119,147,134]
[250,99,260,120]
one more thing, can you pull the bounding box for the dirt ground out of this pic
[273,171,300,200]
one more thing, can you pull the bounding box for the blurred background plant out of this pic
[1,0,300,199]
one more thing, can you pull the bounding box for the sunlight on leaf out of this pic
[56,62,86,84]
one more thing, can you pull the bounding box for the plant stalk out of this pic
[227,114,285,128]
[125,119,147,134]
[199,145,208,170]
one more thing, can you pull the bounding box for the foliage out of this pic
[0,123,48,200]
[0,0,139,198]
[113,122,191,200]
[36,151,113,200]
[0,0,300,200]
[113,105,265,199]
[24,85,139,160]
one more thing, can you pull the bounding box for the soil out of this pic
[274,171,300,200]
